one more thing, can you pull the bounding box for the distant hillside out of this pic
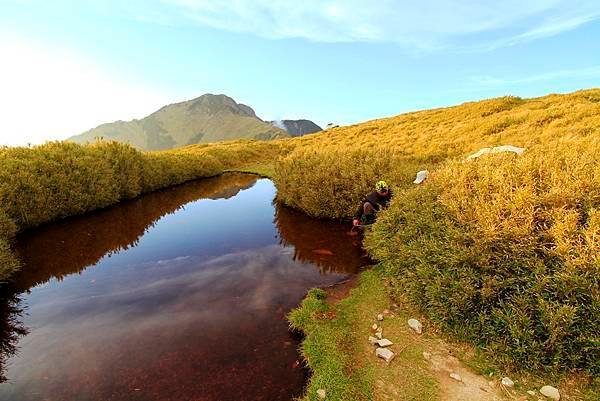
[269,119,322,136]
[69,94,290,150]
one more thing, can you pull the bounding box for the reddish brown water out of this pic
[0,173,368,401]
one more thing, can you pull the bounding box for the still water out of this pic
[0,173,368,401]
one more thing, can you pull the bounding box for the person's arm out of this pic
[353,202,363,225]
[382,189,393,207]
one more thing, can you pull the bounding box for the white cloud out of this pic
[440,66,600,95]
[470,66,600,87]
[0,37,173,146]
[160,0,600,50]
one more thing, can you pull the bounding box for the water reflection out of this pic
[274,204,368,274]
[0,173,367,401]
[10,173,260,292]
[0,293,26,383]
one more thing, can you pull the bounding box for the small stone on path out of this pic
[450,372,462,382]
[377,314,384,321]
[408,318,423,334]
[375,332,383,340]
[377,339,393,347]
[371,323,378,330]
[539,385,560,400]
[422,351,431,360]
[527,390,536,396]
[368,336,378,345]
[317,388,326,399]
[376,347,395,362]
[501,377,515,388]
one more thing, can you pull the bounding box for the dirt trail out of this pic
[422,342,505,401]
[321,278,508,401]
[365,307,507,401]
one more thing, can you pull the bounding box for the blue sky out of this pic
[1,0,599,145]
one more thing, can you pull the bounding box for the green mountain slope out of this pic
[68,94,289,150]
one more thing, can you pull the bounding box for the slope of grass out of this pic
[275,89,600,376]
[273,89,600,218]
[364,140,600,375]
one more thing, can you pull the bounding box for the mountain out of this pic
[269,120,322,136]
[68,94,290,150]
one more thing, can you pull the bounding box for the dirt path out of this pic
[320,276,507,401]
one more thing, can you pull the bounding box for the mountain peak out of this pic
[186,94,257,118]
[270,119,322,137]
[68,93,321,150]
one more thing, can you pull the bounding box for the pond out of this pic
[0,173,368,401]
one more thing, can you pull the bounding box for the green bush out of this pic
[364,143,600,374]
[0,139,285,280]
[274,147,427,219]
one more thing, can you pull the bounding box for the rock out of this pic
[450,372,462,382]
[375,332,383,340]
[501,377,515,388]
[371,323,378,331]
[422,352,431,360]
[466,145,526,160]
[376,347,395,362]
[377,339,393,347]
[539,385,560,400]
[368,336,379,345]
[527,390,536,396]
[413,170,429,184]
[377,314,384,321]
[408,318,423,334]
[317,388,326,399]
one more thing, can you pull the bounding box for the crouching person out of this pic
[352,180,392,227]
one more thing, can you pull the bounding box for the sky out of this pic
[1,0,599,146]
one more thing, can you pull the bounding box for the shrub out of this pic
[274,147,426,219]
[0,139,285,279]
[364,141,600,374]
[276,88,600,374]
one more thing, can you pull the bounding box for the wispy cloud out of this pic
[470,66,600,87]
[157,0,600,51]
[441,66,600,95]
[459,10,600,52]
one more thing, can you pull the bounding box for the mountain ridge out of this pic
[68,94,319,150]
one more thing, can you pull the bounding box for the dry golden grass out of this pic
[274,89,600,218]
[276,88,600,376]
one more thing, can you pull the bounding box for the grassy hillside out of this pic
[274,89,600,219]
[69,94,289,150]
[273,88,600,378]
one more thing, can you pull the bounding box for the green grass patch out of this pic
[288,270,438,401]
